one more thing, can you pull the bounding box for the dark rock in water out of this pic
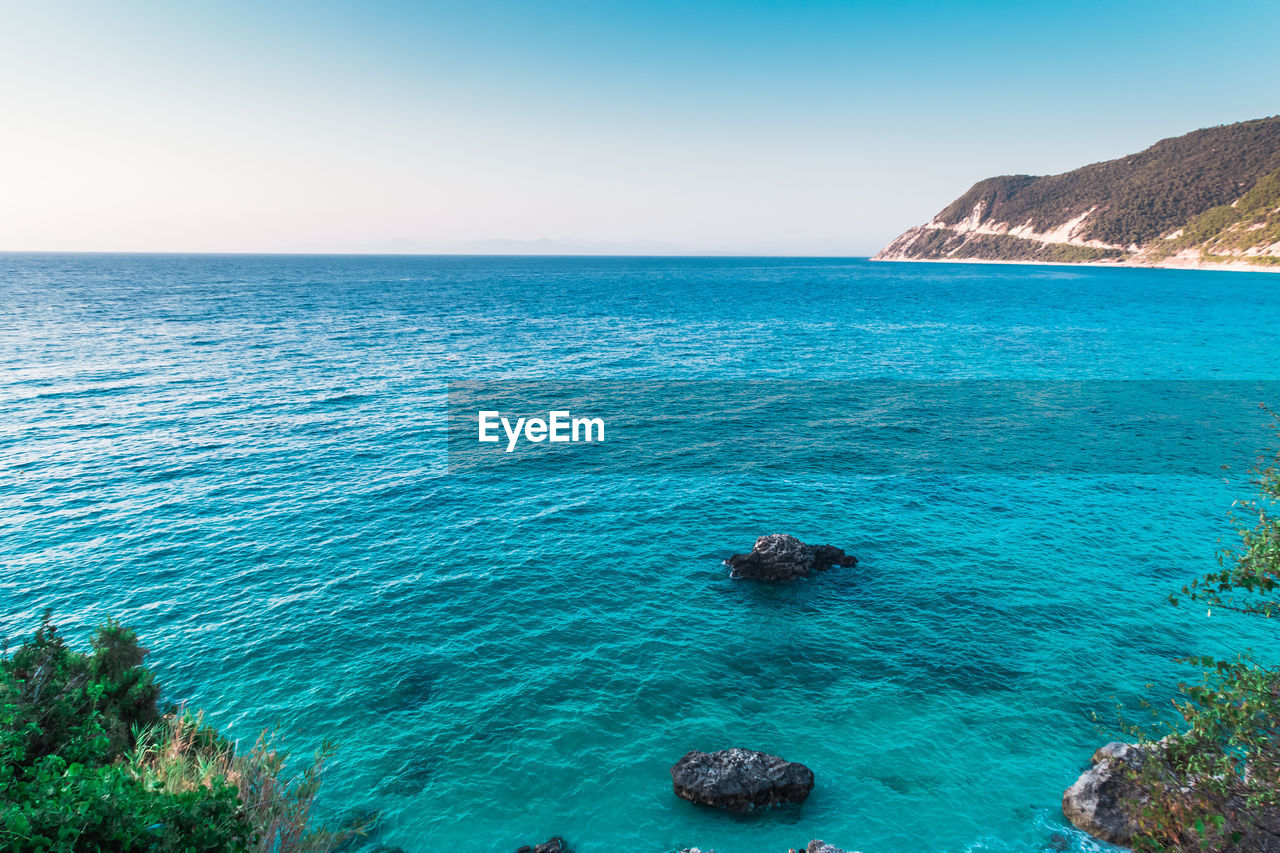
[1062,741,1147,845]
[516,838,566,853]
[726,534,855,582]
[671,748,814,812]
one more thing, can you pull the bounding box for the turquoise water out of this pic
[3,254,1280,852]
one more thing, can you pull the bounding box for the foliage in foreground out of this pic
[1119,413,1280,851]
[0,612,361,852]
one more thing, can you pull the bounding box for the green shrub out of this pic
[1115,412,1280,850]
[1,611,160,767]
[1,750,247,852]
[127,712,366,853]
[0,614,364,853]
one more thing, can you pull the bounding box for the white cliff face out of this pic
[874,203,1128,261]
[873,173,1280,271]
[956,201,986,233]
[1007,208,1119,249]
[870,224,940,260]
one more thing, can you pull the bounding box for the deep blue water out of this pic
[3,254,1280,853]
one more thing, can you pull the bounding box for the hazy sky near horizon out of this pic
[2,0,1279,255]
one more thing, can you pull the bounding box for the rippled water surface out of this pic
[4,254,1280,852]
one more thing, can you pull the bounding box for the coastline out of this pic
[870,255,1280,273]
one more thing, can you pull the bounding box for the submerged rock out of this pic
[515,838,566,853]
[1061,741,1147,845]
[671,748,814,812]
[725,534,855,582]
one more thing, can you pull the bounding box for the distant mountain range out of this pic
[874,116,1280,271]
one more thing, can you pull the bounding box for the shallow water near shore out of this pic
[4,254,1280,852]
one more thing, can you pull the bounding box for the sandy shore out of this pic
[870,255,1280,273]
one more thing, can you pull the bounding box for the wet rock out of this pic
[515,838,566,853]
[726,534,855,582]
[671,748,814,812]
[1061,741,1147,845]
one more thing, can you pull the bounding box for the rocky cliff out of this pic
[874,116,1280,270]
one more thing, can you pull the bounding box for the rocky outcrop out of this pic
[671,748,814,812]
[726,534,855,582]
[1062,741,1148,845]
[1064,740,1280,851]
[515,838,566,853]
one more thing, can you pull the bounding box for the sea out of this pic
[3,253,1280,853]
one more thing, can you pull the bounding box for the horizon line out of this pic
[0,249,876,260]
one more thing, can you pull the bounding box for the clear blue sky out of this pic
[2,0,1278,254]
